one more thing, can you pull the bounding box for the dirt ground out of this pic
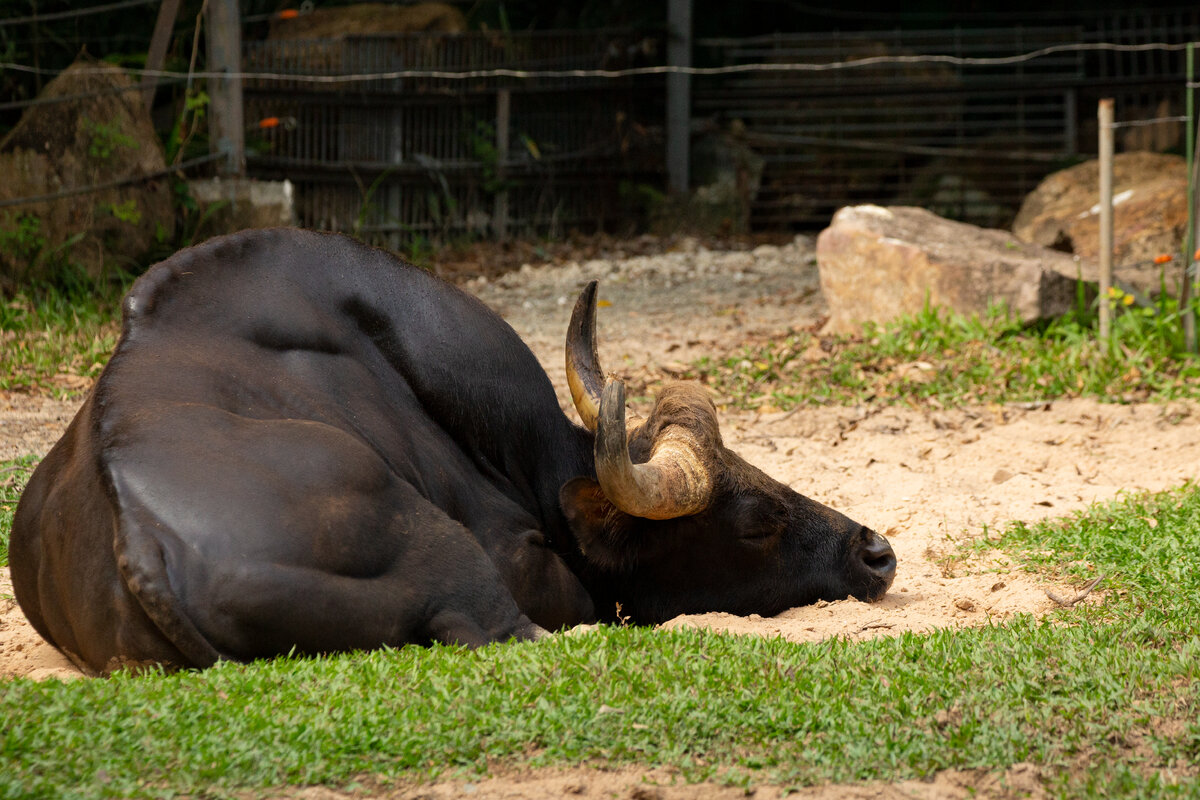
[285,761,1053,800]
[2,235,1198,797]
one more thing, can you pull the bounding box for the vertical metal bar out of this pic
[1098,98,1114,342]
[494,88,511,239]
[391,106,404,166]
[1064,88,1077,155]
[206,0,245,175]
[666,0,692,195]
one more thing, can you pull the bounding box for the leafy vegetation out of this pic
[988,482,1200,630]
[0,456,37,569]
[82,117,136,162]
[680,297,1200,410]
[0,279,124,395]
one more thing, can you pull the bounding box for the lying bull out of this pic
[10,229,896,674]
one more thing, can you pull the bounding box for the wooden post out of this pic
[493,88,511,240]
[1184,43,1197,353]
[206,0,244,176]
[666,0,692,195]
[1098,98,1114,341]
[143,0,182,113]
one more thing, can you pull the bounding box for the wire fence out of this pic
[0,12,1197,239]
[3,39,1199,83]
[0,77,186,113]
[0,153,223,210]
[0,0,159,28]
[1,45,1196,130]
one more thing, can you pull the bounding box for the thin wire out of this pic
[0,77,185,112]
[746,0,1200,24]
[742,131,1069,162]
[0,0,159,28]
[0,153,223,210]
[3,40,1200,83]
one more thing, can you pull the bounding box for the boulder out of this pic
[816,205,1157,334]
[1012,152,1187,267]
[0,56,175,292]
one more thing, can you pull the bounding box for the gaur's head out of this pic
[560,281,897,623]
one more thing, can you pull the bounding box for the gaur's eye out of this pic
[728,495,786,542]
[738,521,784,542]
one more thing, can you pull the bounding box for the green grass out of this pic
[0,456,37,569]
[987,482,1200,628]
[1,481,1199,799]
[0,281,124,396]
[0,621,1196,800]
[680,301,1200,410]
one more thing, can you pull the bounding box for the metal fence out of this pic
[237,15,1199,241]
[694,11,1200,230]
[242,30,663,249]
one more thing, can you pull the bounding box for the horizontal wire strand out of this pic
[2,40,1199,83]
[0,153,224,209]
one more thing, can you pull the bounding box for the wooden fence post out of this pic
[206,0,244,176]
[1098,98,1114,341]
[494,88,511,240]
[143,0,182,113]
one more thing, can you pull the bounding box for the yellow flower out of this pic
[1122,294,1135,306]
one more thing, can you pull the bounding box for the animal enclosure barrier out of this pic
[242,30,663,249]
[694,11,1200,230]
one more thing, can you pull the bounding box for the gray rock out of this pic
[816,205,1098,334]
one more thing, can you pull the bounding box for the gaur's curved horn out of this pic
[566,280,604,431]
[594,378,714,520]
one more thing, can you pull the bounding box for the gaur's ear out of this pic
[559,477,639,571]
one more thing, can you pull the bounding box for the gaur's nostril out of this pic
[862,533,897,578]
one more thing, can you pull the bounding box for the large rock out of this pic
[0,57,175,292]
[1012,152,1187,267]
[816,205,1148,334]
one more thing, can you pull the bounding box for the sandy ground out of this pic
[2,236,1197,797]
[285,761,1053,800]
